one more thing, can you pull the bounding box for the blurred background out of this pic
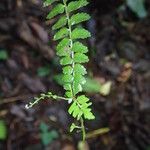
[0,0,150,149]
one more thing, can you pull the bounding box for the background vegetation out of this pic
[0,0,150,149]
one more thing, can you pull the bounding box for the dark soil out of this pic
[0,0,150,150]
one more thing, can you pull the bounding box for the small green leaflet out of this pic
[82,108,95,120]
[126,0,147,18]
[71,28,91,40]
[73,82,82,94]
[63,66,73,74]
[43,0,58,7]
[67,0,89,13]
[65,91,73,98]
[63,83,71,91]
[54,27,69,41]
[60,56,72,65]
[56,38,70,51]
[56,48,70,56]
[56,39,70,56]
[69,101,77,114]
[74,74,86,85]
[70,13,90,25]
[46,3,64,19]
[74,64,87,75]
[0,120,7,140]
[74,53,89,63]
[68,95,95,120]
[0,50,8,60]
[63,74,73,83]
[77,95,89,104]
[52,16,67,30]
[70,123,77,132]
[72,42,88,53]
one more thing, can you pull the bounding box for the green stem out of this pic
[81,117,86,141]
[63,0,86,141]
[25,92,70,109]
[63,0,75,97]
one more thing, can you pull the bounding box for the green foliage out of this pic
[52,16,67,30]
[40,122,59,146]
[60,56,72,65]
[0,50,8,60]
[72,42,88,53]
[0,120,7,140]
[70,13,90,25]
[68,95,95,120]
[26,0,95,141]
[71,28,91,40]
[126,0,147,18]
[67,0,89,13]
[46,3,64,19]
[74,53,89,63]
[54,75,112,96]
[54,27,69,40]
[37,66,50,77]
[49,0,95,137]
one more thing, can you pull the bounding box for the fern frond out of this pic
[60,56,72,65]
[52,15,67,30]
[63,74,73,83]
[74,64,87,75]
[73,82,82,95]
[54,27,69,40]
[72,42,88,53]
[35,0,96,140]
[71,13,90,25]
[71,28,91,40]
[63,66,73,74]
[46,3,64,19]
[68,95,95,120]
[56,38,70,51]
[67,0,89,13]
[74,53,89,63]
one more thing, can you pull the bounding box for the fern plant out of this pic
[25,0,95,141]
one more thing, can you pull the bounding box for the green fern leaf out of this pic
[74,74,86,85]
[65,91,73,98]
[83,109,95,120]
[73,82,82,94]
[54,27,69,41]
[56,39,70,56]
[63,83,71,91]
[68,101,77,114]
[60,56,72,65]
[76,95,95,120]
[72,42,88,53]
[56,49,70,56]
[73,107,81,118]
[70,123,76,132]
[70,13,90,25]
[63,66,73,74]
[77,111,83,120]
[56,38,70,51]
[43,0,58,7]
[77,95,89,104]
[63,74,73,83]
[46,3,64,19]
[74,64,87,75]
[71,28,91,40]
[52,16,67,30]
[74,53,89,63]
[68,0,89,13]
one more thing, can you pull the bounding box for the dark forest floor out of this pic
[0,0,150,150]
